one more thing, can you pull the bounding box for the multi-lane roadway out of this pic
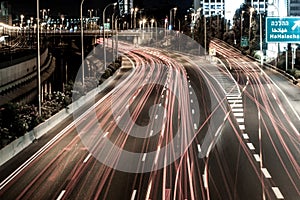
[0,39,299,200]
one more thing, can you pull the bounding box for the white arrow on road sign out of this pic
[291,20,300,31]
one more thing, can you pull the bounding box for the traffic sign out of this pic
[104,23,110,30]
[241,36,249,47]
[266,17,300,43]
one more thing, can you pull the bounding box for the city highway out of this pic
[0,40,298,199]
[211,38,300,200]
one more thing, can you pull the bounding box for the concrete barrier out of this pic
[0,56,134,166]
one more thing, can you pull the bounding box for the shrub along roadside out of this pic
[0,57,123,149]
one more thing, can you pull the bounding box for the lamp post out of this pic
[88,9,93,18]
[259,13,263,67]
[36,0,41,116]
[248,7,254,48]
[130,8,134,29]
[240,11,244,46]
[80,0,85,85]
[20,15,24,28]
[284,47,288,71]
[134,8,138,29]
[169,7,177,30]
[103,2,117,70]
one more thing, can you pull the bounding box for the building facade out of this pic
[289,0,300,16]
[0,1,12,25]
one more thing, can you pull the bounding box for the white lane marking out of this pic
[272,92,277,100]
[197,144,201,152]
[228,99,243,103]
[142,153,147,162]
[232,108,244,112]
[56,190,66,200]
[126,104,130,109]
[239,125,246,130]
[226,96,242,99]
[203,166,208,189]
[242,134,249,139]
[83,153,92,163]
[194,123,198,130]
[189,91,192,95]
[191,99,194,103]
[154,146,161,164]
[278,104,286,114]
[261,168,272,178]
[145,180,152,200]
[272,187,284,199]
[150,130,154,136]
[253,154,261,162]
[155,115,158,119]
[234,113,244,117]
[247,143,255,150]
[189,85,191,88]
[103,131,109,138]
[230,104,243,108]
[159,103,162,107]
[192,109,195,115]
[236,118,245,123]
[131,189,137,200]
[116,116,121,122]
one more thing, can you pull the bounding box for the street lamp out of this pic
[248,7,254,48]
[36,0,41,116]
[103,2,117,69]
[169,7,177,30]
[134,8,138,29]
[88,9,93,18]
[80,0,85,85]
[130,8,134,29]
[20,15,24,28]
[240,11,244,47]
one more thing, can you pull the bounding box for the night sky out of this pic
[8,0,192,18]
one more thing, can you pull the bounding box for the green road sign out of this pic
[241,36,249,47]
[266,17,300,43]
[104,23,110,30]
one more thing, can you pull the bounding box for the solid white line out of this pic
[261,168,272,178]
[56,190,66,200]
[83,153,92,163]
[272,187,284,199]
[236,118,245,123]
[239,125,246,130]
[142,153,147,162]
[131,190,137,200]
[234,113,244,117]
[242,134,249,139]
[253,154,261,162]
[247,143,255,150]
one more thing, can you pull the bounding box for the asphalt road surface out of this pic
[0,40,299,200]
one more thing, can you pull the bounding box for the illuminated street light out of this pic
[249,7,254,46]
[20,15,24,28]
[169,7,177,30]
[103,2,117,69]
[80,0,85,85]
[88,9,93,18]
[134,8,138,29]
